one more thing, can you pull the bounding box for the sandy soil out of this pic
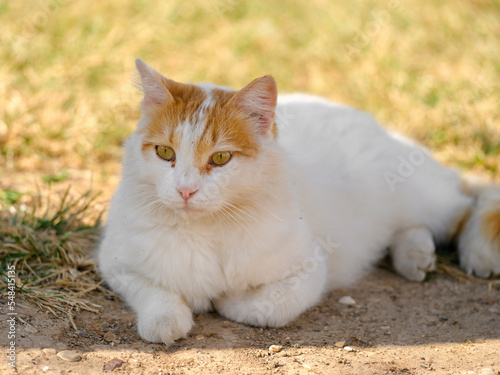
[1,268,499,375]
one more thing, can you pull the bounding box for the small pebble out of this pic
[344,346,355,352]
[42,366,49,372]
[25,325,38,333]
[338,296,356,305]
[479,368,496,375]
[256,350,266,358]
[195,335,205,340]
[42,348,57,355]
[269,345,283,353]
[335,341,346,348]
[488,307,499,313]
[57,350,82,362]
[103,332,117,342]
[104,358,124,372]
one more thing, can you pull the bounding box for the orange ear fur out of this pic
[228,75,278,135]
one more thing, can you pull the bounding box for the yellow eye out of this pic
[156,146,175,161]
[210,151,232,166]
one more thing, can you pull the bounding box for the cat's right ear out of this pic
[135,58,174,110]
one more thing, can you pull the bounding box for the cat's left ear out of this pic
[229,76,278,135]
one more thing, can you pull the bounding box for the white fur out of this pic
[99,75,498,344]
[277,94,472,288]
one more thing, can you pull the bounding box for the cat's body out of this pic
[277,94,474,287]
[98,59,500,344]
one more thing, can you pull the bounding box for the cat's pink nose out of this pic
[177,187,198,201]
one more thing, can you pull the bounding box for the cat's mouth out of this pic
[178,202,205,216]
[168,198,213,218]
[161,198,209,217]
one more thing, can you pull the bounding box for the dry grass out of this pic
[436,263,500,290]
[0,187,111,323]
[0,0,499,315]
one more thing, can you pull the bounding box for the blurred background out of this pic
[0,0,499,332]
[1,0,499,199]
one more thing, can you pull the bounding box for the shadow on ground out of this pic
[1,269,499,374]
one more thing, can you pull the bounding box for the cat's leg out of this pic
[213,261,326,327]
[105,269,193,344]
[389,226,436,282]
[458,185,500,277]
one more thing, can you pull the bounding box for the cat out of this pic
[98,58,500,344]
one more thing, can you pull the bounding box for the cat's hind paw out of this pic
[390,226,436,282]
[137,299,193,345]
[458,186,500,278]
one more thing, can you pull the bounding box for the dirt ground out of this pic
[1,267,499,375]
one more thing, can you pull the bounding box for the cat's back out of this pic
[276,94,396,172]
[275,94,468,252]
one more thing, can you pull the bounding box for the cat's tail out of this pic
[449,175,500,277]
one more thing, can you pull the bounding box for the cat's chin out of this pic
[174,205,210,220]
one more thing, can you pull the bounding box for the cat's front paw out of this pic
[459,187,500,278]
[137,303,193,344]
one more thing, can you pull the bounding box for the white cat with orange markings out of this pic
[98,58,500,344]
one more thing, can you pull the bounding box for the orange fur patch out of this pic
[140,80,275,172]
[194,88,260,169]
[140,78,207,144]
[482,202,500,252]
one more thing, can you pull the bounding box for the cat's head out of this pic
[125,58,284,221]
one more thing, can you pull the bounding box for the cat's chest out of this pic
[134,226,236,310]
[127,215,306,311]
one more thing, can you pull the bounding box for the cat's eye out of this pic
[210,151,232,166]
[156,146,175,161]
